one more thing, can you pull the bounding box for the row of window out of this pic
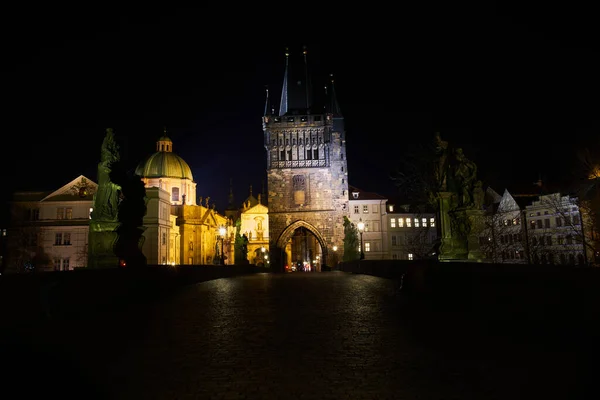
[483,233,578,246]
[279,149,321,161]
[495,251,585,265]
[272,136,324,146]
[529,208,578,217]
[529,215,580,229]
[27,208,76,220]
[390,218,435,228]
[391,235,433,246]
[353,205,380,214]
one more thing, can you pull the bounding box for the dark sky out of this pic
[2,3,599,223]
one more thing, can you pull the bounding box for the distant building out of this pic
[479,187,594,265]
[5,175,96,272]
[347,186,438,261]
[385,198,438,261]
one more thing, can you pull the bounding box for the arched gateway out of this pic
[263,48,350,272]
[275,220,328,272]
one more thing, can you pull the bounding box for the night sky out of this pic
[2,4,599,224]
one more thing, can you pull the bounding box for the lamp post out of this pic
[261,246,266,266]
[174,232,179,265]
[357,218,365,260]
[219,226,226,265]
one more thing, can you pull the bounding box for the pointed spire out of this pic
[278,47,290,116]
[303,45,310,110]
[326,73,343,116]
[263,85,270,116]
[228,178,234,207]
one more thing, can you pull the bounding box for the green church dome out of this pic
[135,134,194,180]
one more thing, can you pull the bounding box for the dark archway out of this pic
[273,220,329,272]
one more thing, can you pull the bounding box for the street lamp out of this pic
[219,226,226,265]
[261,246,266,266]
[357,218,365,260]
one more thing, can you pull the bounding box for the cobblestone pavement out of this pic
[3,272,595,399]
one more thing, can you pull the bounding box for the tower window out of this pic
[172,187,180,202]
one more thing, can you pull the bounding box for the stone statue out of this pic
[89,128,147,268]
[451,147,477,208]
[433,132,449,191]
[92,128,122,222]
[472,180,485,210]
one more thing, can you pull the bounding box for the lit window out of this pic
[365,242,371,252]
[389,205,394,212]
[390,218,396,228]
[398,218,404,227]
[422,218,427,227]
[363,205,368,213]
[430,217,435,227]
[408,253,413,260]
[414,218,419,227]
[406,218,412,228]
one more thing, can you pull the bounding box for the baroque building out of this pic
[262,47,349,271]
[135,131,232,265]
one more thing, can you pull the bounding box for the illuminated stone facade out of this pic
[239,195,269,265]
[262,50,350,270]
[5,175,97,272]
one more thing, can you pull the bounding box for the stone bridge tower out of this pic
[262,47,349,272]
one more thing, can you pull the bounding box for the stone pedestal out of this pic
[88,221,120,269]
[466,209,485,262]
[438,192,468,261]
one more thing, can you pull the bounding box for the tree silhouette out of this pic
[342,216,359,261]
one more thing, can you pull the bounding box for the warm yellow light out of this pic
[219,226,226,237]
[357,218,365,232]
[333,246,338,252]
[589,165,600,180]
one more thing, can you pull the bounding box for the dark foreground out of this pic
[1,271,597,399]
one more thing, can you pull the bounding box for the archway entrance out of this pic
[273,220,328,272]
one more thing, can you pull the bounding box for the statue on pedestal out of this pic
[432,134,482,261]
[88,128,147,268]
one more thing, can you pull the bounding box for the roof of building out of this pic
[135,134,193,180]
[348,185,387,201]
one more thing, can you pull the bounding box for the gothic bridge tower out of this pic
[262,47,349,272]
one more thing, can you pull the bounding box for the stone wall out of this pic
[0,265,261,325]
[339,259,600,335]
